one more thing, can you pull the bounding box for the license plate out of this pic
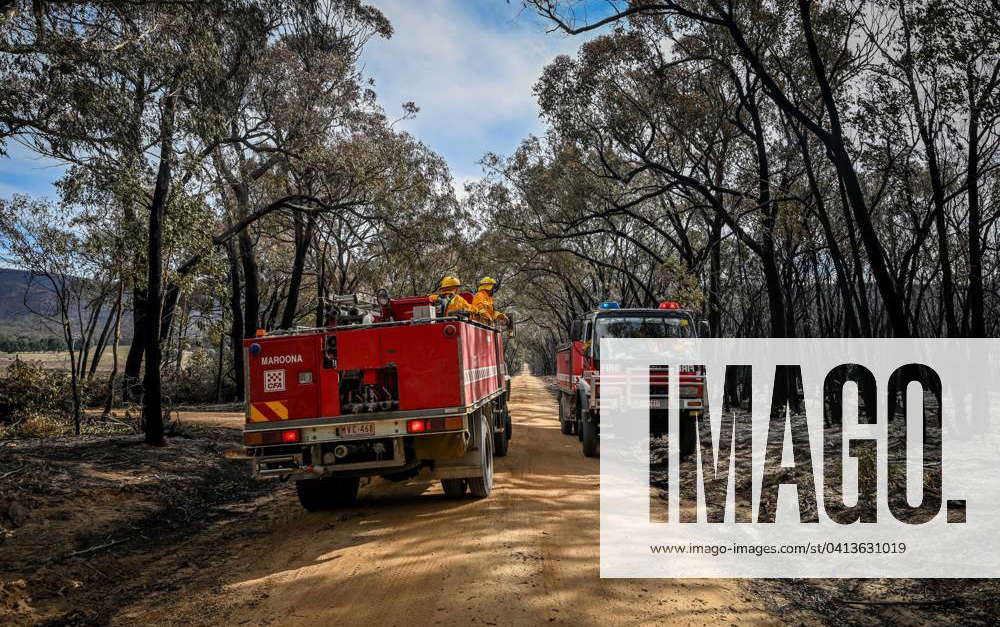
[337,422,375,437]
[650,399,666,409]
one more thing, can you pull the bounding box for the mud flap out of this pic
[414,432,468,459]
[435,413,486,479]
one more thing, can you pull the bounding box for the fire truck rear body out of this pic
[243,293,511,508]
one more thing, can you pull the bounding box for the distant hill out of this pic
[0,267,132,351]
[0,268,60,336]
[0,268,54,320]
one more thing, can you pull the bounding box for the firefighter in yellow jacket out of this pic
[429,275,471,316]
[471,277,508,325]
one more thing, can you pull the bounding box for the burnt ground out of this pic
[541,375,1000,626]
[649,418,1000,626]
[0,423,278,626]
[1,383,998,626]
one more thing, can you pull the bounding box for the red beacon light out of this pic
[659,301,682,310]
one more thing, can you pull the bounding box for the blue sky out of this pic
[361,0,592,192]
[0,142,65,200]
[0,0,599,201]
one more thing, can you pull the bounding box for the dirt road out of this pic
[129,373,771,626]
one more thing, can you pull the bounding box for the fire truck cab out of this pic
[555,301,708,458]
[243,292,512,511]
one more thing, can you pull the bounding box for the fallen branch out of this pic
[81,560,110,580]
[841,597,957,607]
[66,537,129,559]
[0,465,25,480]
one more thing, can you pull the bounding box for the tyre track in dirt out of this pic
[130,372,773,626]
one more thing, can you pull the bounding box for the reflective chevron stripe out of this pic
[250,400,289,422]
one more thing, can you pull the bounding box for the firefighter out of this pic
[429,275,471,316]
[472,276,508,326]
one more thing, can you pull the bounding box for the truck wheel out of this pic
[581,414,598,458]
[468,413,494,498]
[505,412,512,441]
[441,478,467,498]
[296,477,360,511]
[558,393,572,434]
[679,412,697,457]
[296,479,327,512]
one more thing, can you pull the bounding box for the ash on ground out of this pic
[650,413,1000,626]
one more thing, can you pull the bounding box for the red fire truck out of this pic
[555,301,708,458]
[242,292,512,511]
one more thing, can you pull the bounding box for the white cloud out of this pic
[362,0,587,182]
[1,2,592,197]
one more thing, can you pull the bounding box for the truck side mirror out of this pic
[698,320,711,337]
[570,320,582,341]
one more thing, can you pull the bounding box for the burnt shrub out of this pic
[161,348,231,405]
[0,359,72,425]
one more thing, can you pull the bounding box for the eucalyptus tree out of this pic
[528,28,803,334]
[203,1,391,345]
[0,196,117,434]
[0,0,393,443]
[526,0,918,336]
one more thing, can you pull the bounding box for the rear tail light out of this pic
[244,429,302,446]
[407,417,464,434]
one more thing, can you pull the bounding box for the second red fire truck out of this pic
[555,301,709,457]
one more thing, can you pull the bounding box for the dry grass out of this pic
[0,346,131,374]
[0,411,139,440]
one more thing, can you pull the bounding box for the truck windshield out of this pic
[592,315,693,358]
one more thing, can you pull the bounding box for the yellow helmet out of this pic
[478,276,498,291]
[439,275,461,289]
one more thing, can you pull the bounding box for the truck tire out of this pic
[295,476,360,511]
[581,413,598,458]
[679,412,696,457]
[558,393,572,434]
[468,412,494,498]
[441,478,467,498]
